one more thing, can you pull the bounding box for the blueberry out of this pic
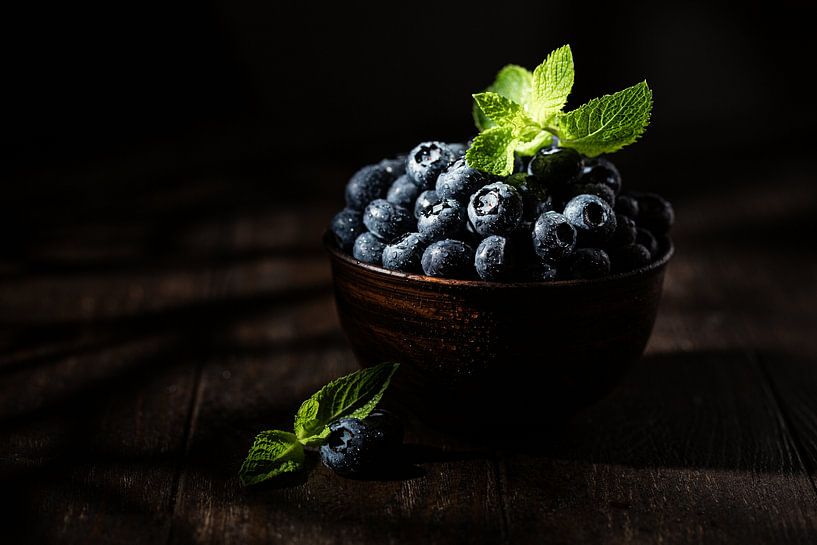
[406,141,456,189]
[352,232,387,265]
[319,413,402,476]
[379,156,407,177]
[532,211,577,262]
[330,208,365,250]
[447,142,467,158]
[609,243,651,273]
[615,194,640,218]
[436,158,492,202]
[418,198,467,241]
[363,199,413,241]
[382,232,427,272]
[386,174,420,209]
[467,182,523,237]
[414,189,440,219]
[364,409,404,446]
[635,227,659,259]
[421,239,475,279]
[608,213,637,247]
[512,174,555,221]
[567,183,616,207]
[563,248,611,279]
[527,146,584,191]
[563,194,617,245]
[474,235,514,281]
[580,157,621,195]
[345,164,394,210]
[526,259,559,282]
[636,192,675,234]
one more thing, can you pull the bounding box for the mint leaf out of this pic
[530,45,574,124]
[514,130,554,156]
[465,126,517,176]
[556,81,652,157]
[473,64,533,131]
[294,362,399,445]
[239,430,304,487]
[472,92,539,138]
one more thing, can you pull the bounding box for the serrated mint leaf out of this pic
[556,81,652,157]
[515,130,554,156]
[472,92,539,137]
[465,126,517,176]
[473,64,533,131]
[239,430,304,487]
[293,362,399,445]
[530,45,574,124]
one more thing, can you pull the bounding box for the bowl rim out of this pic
[323,230,674,288]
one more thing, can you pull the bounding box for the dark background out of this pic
[3,0,817,272]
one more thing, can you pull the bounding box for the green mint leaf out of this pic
[465,126,517,176]
[239,430,304,487]
[294,362,399,445]
[556,81,652,157]
[514,130,554,156]
[530,45,574,124]
[472,92,539,137]
[473,64,533,131]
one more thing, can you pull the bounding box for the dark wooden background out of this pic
[3,1,817,542]
[1,154,816,543]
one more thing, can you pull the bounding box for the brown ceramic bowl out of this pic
[325,232,673,433]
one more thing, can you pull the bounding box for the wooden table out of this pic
[2,166,816,544]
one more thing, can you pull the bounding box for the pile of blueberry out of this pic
[330,141,673,281]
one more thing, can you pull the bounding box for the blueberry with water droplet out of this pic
[532,211,577,262]
[418,198,467,241]
[580,157,621,195]
[345,164,394,210]
[330,208,365,250]
[421,239,475,279]
[406,141,456,189]
[363,199,413,241]
[436,158,492,203]
[467,182,523,237]
[563,194,617,245]
[352,232,387,265]
[474,235,514,281]
[414,189,440,219]
[382,232,427,272]
[386,174,420,209]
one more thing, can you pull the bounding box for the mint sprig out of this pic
[468,44,653,175]
[238,362,399,486]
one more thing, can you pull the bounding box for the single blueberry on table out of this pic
[608,213,637,247]
[580,157,622,195]
[330,208,365,250]
[319,412,403,476]
[363,199,413,241]
[615,193,640,218]
[406,141,456,189]
[382,232,427,272]
[386,174,420,210]
[467,182,524,237]
[567,183,616,207]
[414,189,440,219]
[532,211,577,262]
[609,243,652,273]
[563,194,617,245]
[378,155,407,177]
[421,239,475,279]
[636,192,675,234]
[418,198,467,241]
[352,232,387,265]
[474,235,514,281]
[345,164,394,210]
[436,158,492,203]
[526,146,584,191]
[563,248,611,279]
[635,227,659,259]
